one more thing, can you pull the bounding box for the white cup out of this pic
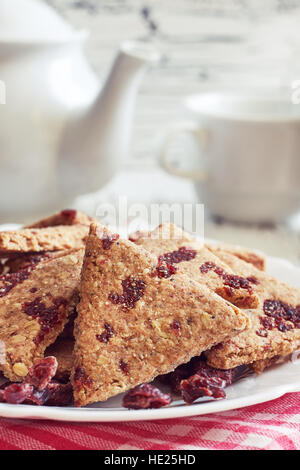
[159,92,300,223]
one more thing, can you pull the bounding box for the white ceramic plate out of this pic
[0,228,300,421]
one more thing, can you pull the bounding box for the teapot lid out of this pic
[0,0,83,43]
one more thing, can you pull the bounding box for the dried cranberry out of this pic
[0,268,32,298]
[26,357,58,390]
[179,359,246,404]
[294,306,300,328]
[108,276,146,309]
[119,360,129,374]
[155,262,177,279]
[101,233,120,250]
[200,262,253,294]
[24,382,73,407]
[123,384,172,409]
[23,296,68,345]
[264,299,284,317]
[46,382,73,406]
[3,383,33,404]
[278,323,293,332]
[180,373,226,404]
[108,292,119,304]
[61,209,77,221]
[150,247,196,279]
[256,328,268,338]
[96,323,114,343]
[159,361,194,393]
[200,261,216,273]
[223,274,253,292]
[261,299,300,333]
[260,316,275,330]
[74,367,93,387]
[214,266,225,276]
[161,358,249,404]
[170,320,181,332]
[27,387,52,405]
[247,276,259,285]
[159,247,197,265]
[0,356,74,407]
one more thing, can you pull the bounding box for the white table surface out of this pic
[74,166,300,266]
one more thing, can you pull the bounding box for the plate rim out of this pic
[0,379,300,422]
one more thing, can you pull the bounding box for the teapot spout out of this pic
[59,41,160,198]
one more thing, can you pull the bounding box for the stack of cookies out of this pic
[0,210,299,408]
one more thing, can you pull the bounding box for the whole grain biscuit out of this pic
[1,251,65,273]
[206,243,266,271]
[0,249,83,381]
[72,224,248,407]
[250,356,283,374]
[0,225,89,254]
[0,210,93,267]
[205,251,300,370]
[129,223,259,309]
[25,209,93,229]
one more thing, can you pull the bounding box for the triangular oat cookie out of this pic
[206,242,265,271]
[0,225,89,254]
[72,224,248,406]
[25,209,93,229]
[130,223,259,309]
[0,249,83,381]
[205,251,300,370]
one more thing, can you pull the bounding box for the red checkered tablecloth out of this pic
[0,393,299,450]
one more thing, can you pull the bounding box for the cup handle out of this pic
[159,121,208,181]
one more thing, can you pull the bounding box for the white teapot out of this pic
[0,0,159,219]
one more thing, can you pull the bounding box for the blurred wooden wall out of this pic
[46,0,300,164]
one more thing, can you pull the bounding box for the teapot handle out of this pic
[159,121,209,181]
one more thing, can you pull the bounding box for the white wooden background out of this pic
[47,0,300,164]
[44,0,300,263]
